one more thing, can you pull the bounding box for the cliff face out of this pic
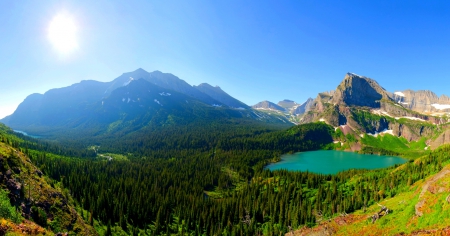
[393,90,450,113]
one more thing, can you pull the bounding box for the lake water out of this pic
[266,150,407,174]
[13,130,41,139]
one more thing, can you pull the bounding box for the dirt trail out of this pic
[415,166,450,216]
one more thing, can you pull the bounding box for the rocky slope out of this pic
[0,126,96,235]
[291,98,314,115]
[193,83,249,109]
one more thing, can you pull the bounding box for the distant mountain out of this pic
[5,80,110,128]
[193,83,249,109]
[393,90,450,114]
[1,69,291,138]
[292,97,314,115]
[250,98,315,123]
[277,99,297,110]
[104,68,221,105]
[252,101,286,112]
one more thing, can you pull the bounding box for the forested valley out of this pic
[1,121,449,235]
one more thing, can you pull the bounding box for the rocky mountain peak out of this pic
[252,100,286,112]
[331,73,392,108]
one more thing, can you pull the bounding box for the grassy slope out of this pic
[336,166,450,235]
[360,134,429,158]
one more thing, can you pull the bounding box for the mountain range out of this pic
[3,70,450,149]
[1,69,292,138]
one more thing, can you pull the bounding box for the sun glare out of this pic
[48,13,78,54]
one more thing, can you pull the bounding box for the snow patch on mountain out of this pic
[394,91,405,97]
[123,77,134,86]
[395,116,425,121]
[159,92,171,96]
[369,129,394,137]
[348,72,366,78]
[252,112,263,119]
[372,109,393,117]
[154,99,162,106]
[431,104,450,110]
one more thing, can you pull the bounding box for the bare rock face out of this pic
[430,129,450,149]
[331,73,392,108]
[393,90,450,113]
[291,98,314,115]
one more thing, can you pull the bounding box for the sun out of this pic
[48,13,78,54]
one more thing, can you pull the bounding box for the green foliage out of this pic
[31,206,47,227]
[0,189,21,224]
[360,133,429,158]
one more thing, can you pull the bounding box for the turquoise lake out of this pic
[266,150,407,174]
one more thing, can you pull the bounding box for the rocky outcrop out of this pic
[430,129,450,149]
[388,122,435,141]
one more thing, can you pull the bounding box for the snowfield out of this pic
[368,129,394,137]
[394,91,405,97]
[431,104,450,110]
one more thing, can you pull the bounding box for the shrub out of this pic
[0,189,21,224]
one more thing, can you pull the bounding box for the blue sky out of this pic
[1,1,450,119]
